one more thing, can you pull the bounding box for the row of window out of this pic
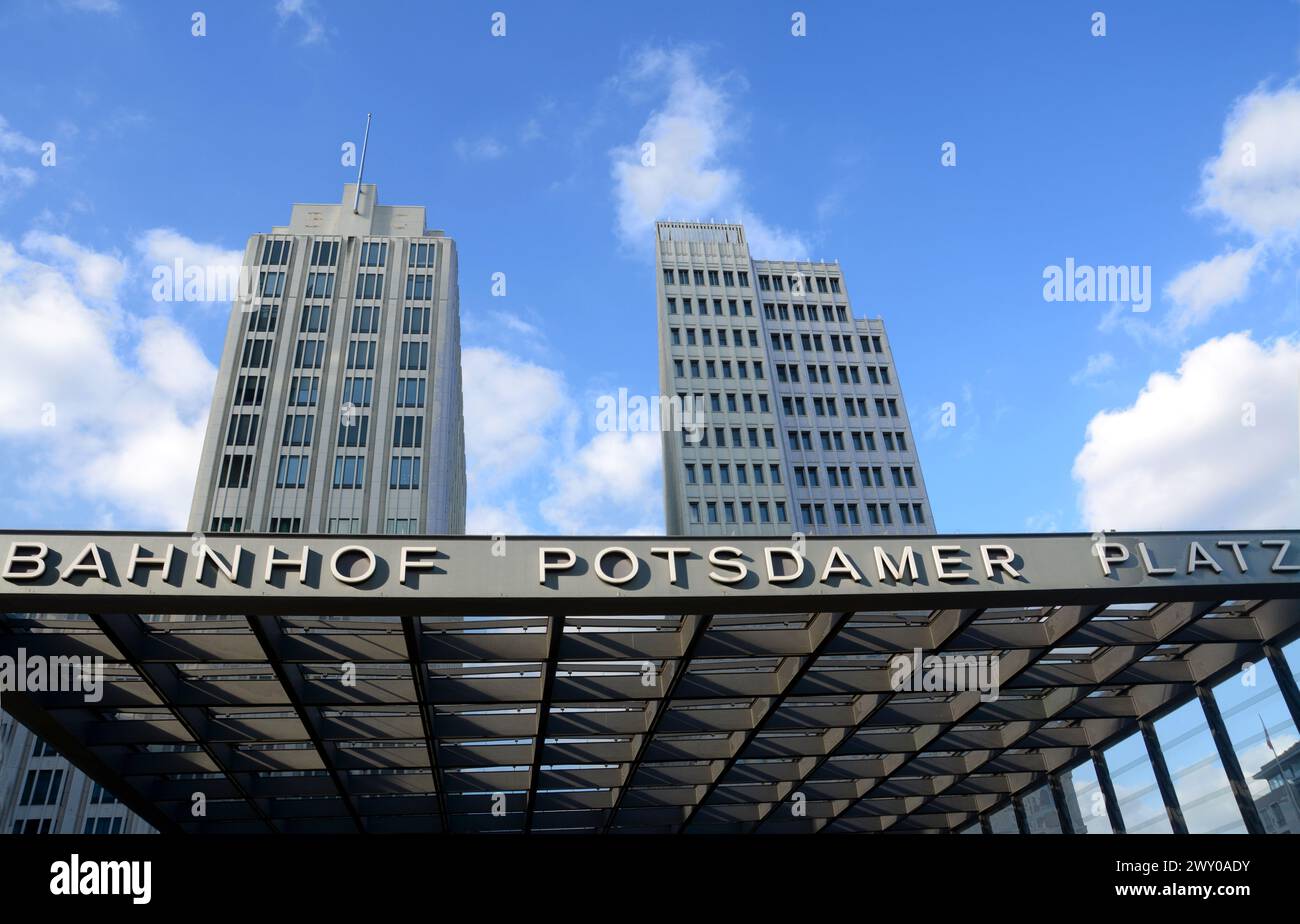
[689,499,788,526]
[786,427,905,454]
[669,327,760,349]
[685,390,771,415]
[779,393,898,418]
[213,515,422,534]
[672,358,765,381]
[662,267,752,288]
[273,449,424,489]
[686,462,783,486]
[801,500,924,527]
[665,296,753,317]
[260,237,434,287]
[268,336,429,376]
[793,464,917,489]
[228,377,425,446]
[758,273,842,295]
[682,461,917,490]
[763,303,851,324]
[687,498,922,528]
[775,365,898,401]
[680,426,777,451]
[770,331,888,362]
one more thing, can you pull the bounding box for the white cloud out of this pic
[0,115,39,155]
[275,0,326,45]
[22,230,126,301]
[455,137,507,161]
[1198,84,1300,238]
[1165,83,1300,329]
[466,502,531,536]
[540,431,663,534]
[462,347,568,488]
[0,115,40,203]
[461,346,666,534]
[1071,352,1116,386]
[135,227,242,273]
[1164,246,1261,330]
[0,235,216,527]
[134,227,244,305]
[1073,332,1300,530]
[609,47,808,259]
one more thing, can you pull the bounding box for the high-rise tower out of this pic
[656,221,933,536]
[189,184,466,535]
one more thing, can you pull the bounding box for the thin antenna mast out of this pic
[353,113,372,214]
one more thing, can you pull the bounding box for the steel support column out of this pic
[1140,718,1188,834]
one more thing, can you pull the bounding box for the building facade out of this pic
[0,711,152,834]
[1254,741,1300,833]
[190,182,466,536]
[656,221,933,536]
[2,184,467,835]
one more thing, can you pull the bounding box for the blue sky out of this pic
[1,0,1298,535]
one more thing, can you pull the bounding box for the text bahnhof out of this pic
[2,536,1298,593]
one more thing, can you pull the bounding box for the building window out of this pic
[303,273,334,300]
[351,305,381,334]
[408,242,436,268]
[275,454,309,488]
[405,274,434,300]
[225,413,260,447]
[293,339,326,369]
[261,239,291,265]
[12,818,54,834]
[19,768,64,806]
[359,241,387,267]
[281,414,314,447]
[393,415,424,448]
[258,271,285,298]
[347,341,377,370]
[354,272,384,299]
[219,453,253,488]
[83,817,124,835]
[333,455,365,489]
[288,376,319,407]
[310,240,339,266]
[234,375,266,406]
[400,341,428,370]
[341,376,373,407]
[248,304,278,332]
[337,414,369,448]
[389,456,421,489]
[392,377,424,408]
[402,306,431,334]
